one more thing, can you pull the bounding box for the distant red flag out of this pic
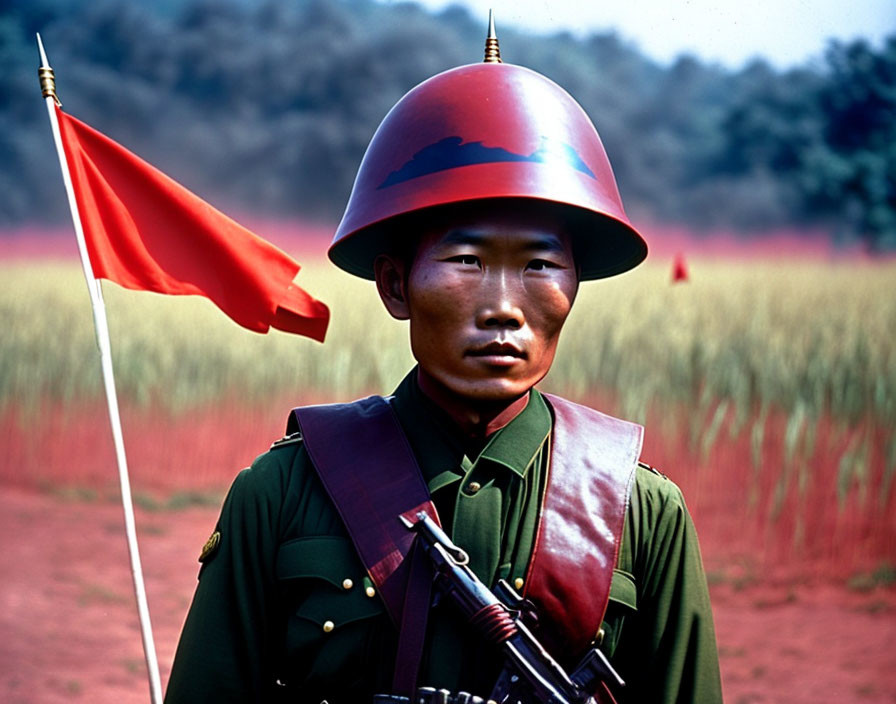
[55,105,329,341]
[671,252,689,283]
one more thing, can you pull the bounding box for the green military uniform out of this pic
[166,371,722,703]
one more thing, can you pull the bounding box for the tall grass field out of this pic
[1,255,894,579]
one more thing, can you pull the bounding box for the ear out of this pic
[374,254,410,320]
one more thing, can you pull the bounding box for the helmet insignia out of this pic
[379,135,596,189]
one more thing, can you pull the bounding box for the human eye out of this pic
[445,254,481,267]
[527,258,559,272]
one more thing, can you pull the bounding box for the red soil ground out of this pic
[2,397,895,703]
[0,485,893,704]
[5,396,892,579]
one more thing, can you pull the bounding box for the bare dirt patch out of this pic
[1,486,893,703]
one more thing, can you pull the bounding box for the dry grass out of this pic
[5,257,894,501]
[4,258,893,428]
[0,258,412,410]
[2,256,894,572]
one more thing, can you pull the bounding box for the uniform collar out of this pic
[389,369,551,485]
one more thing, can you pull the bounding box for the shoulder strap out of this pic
[292,392,642,668]
[288,396,437,626]
[289,396,437,696]
[525,394,643,657]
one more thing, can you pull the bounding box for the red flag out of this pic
[671,252,689,283]
[55,105,329,341]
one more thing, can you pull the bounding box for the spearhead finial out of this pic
[36,33,62,107]
[484,9,502,63]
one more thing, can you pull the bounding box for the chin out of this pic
[445,372,537,403]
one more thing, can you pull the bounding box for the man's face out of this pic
[377,206,579,402]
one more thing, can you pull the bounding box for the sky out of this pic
[402,0,895,68]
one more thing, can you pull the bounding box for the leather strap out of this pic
[525,394,643,657]
[290,396,439,696]
[291,392,642,689]
[391,540,435,695]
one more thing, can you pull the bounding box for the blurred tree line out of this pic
[1,0,894,248]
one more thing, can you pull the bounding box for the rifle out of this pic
[393,511,624,704]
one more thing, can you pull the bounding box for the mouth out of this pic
[465,341,527,366]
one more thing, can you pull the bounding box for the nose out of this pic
[476,272,525,329]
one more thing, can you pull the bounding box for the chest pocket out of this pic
[599,569,638,658]
[276,536,389,683]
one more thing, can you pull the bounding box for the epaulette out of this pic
[270,431,303,450]
[638,460,667,479]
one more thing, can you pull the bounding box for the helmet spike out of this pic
[484,9,502,63]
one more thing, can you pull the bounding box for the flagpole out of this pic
[37,34,163,704]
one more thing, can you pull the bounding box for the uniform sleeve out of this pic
[613,469,723,704]
[165,453,288,704]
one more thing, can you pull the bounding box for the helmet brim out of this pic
[328,196,647,281]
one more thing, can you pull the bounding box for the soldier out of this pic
[166,20,722,704]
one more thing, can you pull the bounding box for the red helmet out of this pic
[329,61,647,280]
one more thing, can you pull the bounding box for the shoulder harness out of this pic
[287,393,642,686]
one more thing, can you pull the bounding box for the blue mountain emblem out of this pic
[378,136,596,189]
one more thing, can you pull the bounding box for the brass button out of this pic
[365,586,376,598]
[342,578,354,590]
[466,481,482,495]
[596,627,606,645]
[322,620,335,633]
[513,577,524,590]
